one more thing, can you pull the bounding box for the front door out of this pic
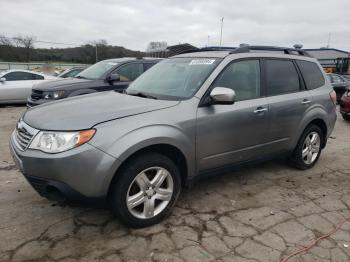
[196,59,270,172]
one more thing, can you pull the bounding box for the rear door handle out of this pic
[301,99,311,105]
[254,107,268,114]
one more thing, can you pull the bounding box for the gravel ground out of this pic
[0,105,350,262]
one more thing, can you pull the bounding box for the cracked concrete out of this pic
[0,105,350,262]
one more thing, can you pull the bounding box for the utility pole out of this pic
[95,44,98,62]
[219,17,224,46]
[207,35,210,47]
[326,33,331,48]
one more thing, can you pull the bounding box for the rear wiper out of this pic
[127,91,158,100]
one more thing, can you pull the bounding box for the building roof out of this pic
[303,48,350,55]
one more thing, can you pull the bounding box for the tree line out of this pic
[0,35,145,64]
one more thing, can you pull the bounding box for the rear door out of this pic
[263,59,313,154]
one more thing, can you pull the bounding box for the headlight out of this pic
[43,90,66,100]
[29,129,96,153]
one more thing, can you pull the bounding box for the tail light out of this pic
[329,90,337,105]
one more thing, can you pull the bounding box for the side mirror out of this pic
[0,77,6,83]
[209,87,235,105]
[107,73,120,82]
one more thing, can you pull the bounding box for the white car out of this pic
[0,70,57,104]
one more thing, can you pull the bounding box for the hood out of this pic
[33,78,102,91]
[24,92,179,130]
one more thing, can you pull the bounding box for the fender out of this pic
[95,124,196,187]
[68,89,97,97]
[290,104,329,150]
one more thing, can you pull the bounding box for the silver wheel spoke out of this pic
[143,198,155,218]
[307,151,313,163]
[127,191,146,209]
[126,166,174,220]
[310,134,317,144]
[135,172,150,191]
[302,147,309,158]
[151,169,168,188]
[155,188,172,201]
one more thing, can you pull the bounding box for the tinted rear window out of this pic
[265,59,300,96]
[296,60,325,90]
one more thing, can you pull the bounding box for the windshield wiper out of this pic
[127,91,158,100]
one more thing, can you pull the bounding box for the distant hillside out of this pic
[0,44,145,64]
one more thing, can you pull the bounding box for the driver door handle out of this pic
[301,99,311,105]
[254,107,268,114]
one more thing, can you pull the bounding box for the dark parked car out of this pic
[57,66,87,78]
[327,73,350,103]
[27,58,161,107]
[340,87,350,121]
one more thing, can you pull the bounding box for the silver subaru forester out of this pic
[10,46,337,228]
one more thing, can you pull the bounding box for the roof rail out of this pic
[179,46,236,54]
[229,45,312,57]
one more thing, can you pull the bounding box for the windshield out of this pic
[76,61,118,80]
[127,57,221,100]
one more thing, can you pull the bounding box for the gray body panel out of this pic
[10,51,337,198]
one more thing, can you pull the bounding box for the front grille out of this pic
[14,120,38,151]
[31,89,43,100]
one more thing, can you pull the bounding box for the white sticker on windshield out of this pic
[189,59,215,65]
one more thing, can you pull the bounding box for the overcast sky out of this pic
[1,0,349,51]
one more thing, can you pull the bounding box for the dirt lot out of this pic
[0,105,350,262]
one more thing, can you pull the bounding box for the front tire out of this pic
[110,153,181,228]
[289,125,323,170]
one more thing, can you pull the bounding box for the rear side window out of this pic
[265,59,300,96]
[32,73,44,80]
[296,60,325,90]
[144,63,156,71]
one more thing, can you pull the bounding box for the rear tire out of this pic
[342,113,350,121]
[110,152,181,228]
[289,125,323,170]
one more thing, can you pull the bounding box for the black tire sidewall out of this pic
[110,153,181,228]
[342,113,350,121]
[291,125,323,170]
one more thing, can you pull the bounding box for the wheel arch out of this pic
[107,143,190,199]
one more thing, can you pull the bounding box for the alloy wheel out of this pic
[302,131,321,165]
[126,166,174,219]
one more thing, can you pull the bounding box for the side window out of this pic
[332,75,343,83]
[3,72,33,81]
[31,73,44,80]
[144,63,156,71]
[265,59,300,96]
[116,63,143,81]
[212,59,261,101]
[296,60,325,90]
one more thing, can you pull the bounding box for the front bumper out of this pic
[26,98,52,108]
[9,131,121,201]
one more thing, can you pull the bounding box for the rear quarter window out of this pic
[296,60,325,90]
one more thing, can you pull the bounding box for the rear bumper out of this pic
[9,131,121,201]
